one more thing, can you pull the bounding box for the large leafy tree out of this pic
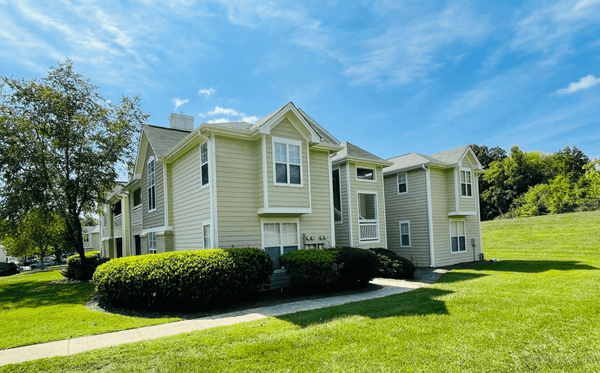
[0,60,149,261]
[471,144,508,220]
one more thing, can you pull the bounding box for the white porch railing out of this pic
[359,221,379,241]
[131,205,142,224]
[114,214,122,229]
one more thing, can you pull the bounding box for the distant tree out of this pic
[550,146,589,184]
[0,60,149,263]
[471,144,508,220]
[81,216,98,227]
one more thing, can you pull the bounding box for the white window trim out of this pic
[357,191,380,244]
[450,219,467,254]
[397,172,408,195]
[202,221,211,249]
[82,232,90,244]
[261,218,300,273]
[200,142,209,189]
[333,167,343,224]
[459,167,473,198]
[272,137,303,187]
[147,156,156,212]
[399,220,411,248]
[355,166,377,183]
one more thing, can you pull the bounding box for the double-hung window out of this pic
[460,169,472,197]
[201,142,209,186]
[273,138,301,185]
[147,158,156,211]
[263,221,299,269]
[450,220,466,253]
[398,173,408,194]
[148,232,156,254]
[358,192,379,242]
[399,221,411,247]
[202,223,211,249]
[332,169,342,222]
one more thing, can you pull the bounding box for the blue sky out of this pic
[1,0,599,161]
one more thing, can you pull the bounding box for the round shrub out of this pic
[279,249,339,293]
[92,248,273,310]
[61,251,109,281]
[369,248,416,279]
[328,247,379,287]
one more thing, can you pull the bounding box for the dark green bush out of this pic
[60,251,109,281]
[279,249,339,292]
[328,247,379,287]
[369,248,416,279]
[92,248,273,310]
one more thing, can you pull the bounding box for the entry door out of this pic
[116,238,123,258]
[134,235,141,256]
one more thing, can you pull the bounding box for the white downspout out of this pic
[423,164,436,267]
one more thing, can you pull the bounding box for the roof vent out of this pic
[168,112,194,131]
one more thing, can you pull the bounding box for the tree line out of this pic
[472,144,600,220]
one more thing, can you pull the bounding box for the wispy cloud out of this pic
[241,116,259,123]
[207,118,230,123]
[208,106,242,116]
[199,88,216,97]
[556,75,600,95]
[573,0,600,11]
[172,98,189,110]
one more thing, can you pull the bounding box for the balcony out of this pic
[131,205,142,224]
[359,221,379,242]
[114,214,122,238]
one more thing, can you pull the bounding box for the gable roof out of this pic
[332,142,392,167]
[428,145,471,166]
[83,225,100,234]
[297,108,340,145]
[384,145,483,174]
[143,124,191,157]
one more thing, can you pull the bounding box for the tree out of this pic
[550,145,589,184]
[471,144,508,220]
[0,60,149,262]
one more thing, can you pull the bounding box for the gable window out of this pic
[147,158,156,211]
[450,220,466,253]
[263,221,299,269]
[273,138,301,185]
[332,169,342,222]
[203,223,211,249]
[82,233,89,244]
[398,173,408,194]
[358,192,379,242]
[399,221,411,247]
[201,142,209,186]
[148,232,156,254]
[460,169,472,197]
[356,167,375,181]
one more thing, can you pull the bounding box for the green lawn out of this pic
[0,270,179,350]
[3,210,600,372]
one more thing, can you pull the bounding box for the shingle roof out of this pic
[428,145,471,166]
[332,142,391,165]
[384,145,475,174]
[143,124,191,157]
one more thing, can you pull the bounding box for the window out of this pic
[148,232,156,254]
[358,192,378,242]
[399,221,411,247]
[147,158,156,211]
[273,138,301,185]
[460,169,472,197]
[332,169,342,222]
[82,233,89,244]
[356,167,375,181]
[203,223,211,249]
[450,220,466,253]
[398,173,408,194]
[201,142,209,186]
[263,221,299,269]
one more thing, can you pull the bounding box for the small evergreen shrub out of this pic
[369,248,416,279]
[92,248,273,310]
[61,251,109,281]
[328,247,379,287]
[279,249,339,292]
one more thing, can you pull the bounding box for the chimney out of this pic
[168,112,194,131]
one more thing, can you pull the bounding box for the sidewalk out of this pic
[0,276,441,367]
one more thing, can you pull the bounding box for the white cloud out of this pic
[208,118,230,123]
[573,0,600,11]
[199,88,216,97]
[242,116,259,124]
[172,98,189,110]
[556,75,600,95]
[208,106,242,116]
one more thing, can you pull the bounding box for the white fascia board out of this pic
[257,207,312,215]
[447,211,478,216]
[257,103,321,143]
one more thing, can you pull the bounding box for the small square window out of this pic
[398,173,408,194]
[356,167,375,181]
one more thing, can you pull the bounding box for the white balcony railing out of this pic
[114,214,122,229]
[131,205,142,224]
[359,221,379,241]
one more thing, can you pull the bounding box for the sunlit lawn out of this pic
[2,210,600,372]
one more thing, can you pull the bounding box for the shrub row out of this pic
[61,251,109,281]
[93,248,273,310]
[369,248,416,279]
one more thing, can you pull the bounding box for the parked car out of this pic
[0,262,19,276]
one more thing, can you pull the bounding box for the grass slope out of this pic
[3,210,600,372]
[0,270,179,349]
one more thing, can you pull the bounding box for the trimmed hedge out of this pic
[329,247,379,287]
[92,248,273,310]
[60,251,109,281]
[369,248,416,279]
[279,249,339,292]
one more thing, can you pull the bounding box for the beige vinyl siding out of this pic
[383,169,430,267]
[299,150,333,244]
[334,163,350,246]
[430,168,451,266]
[215,135,262,248]
[347,163,387,249]
[142,143,165,229]
[446,168,457,212]
[266,118,310,208]
[256,137,264,208]
[171,144,210,250]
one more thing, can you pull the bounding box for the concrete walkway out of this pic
[0,277,436,367]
